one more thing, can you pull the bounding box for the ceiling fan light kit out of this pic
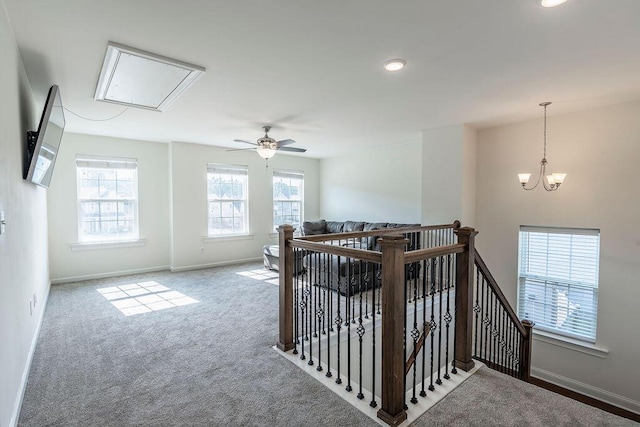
[230,125,306,168]
[518,102,566,192]
[257,146,277,159]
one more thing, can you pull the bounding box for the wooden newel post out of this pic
[377,234,409,427]
[277,224,295,352]
[454,226,478,372]
[520,319,535,382]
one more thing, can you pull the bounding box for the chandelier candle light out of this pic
[518,102,566,191]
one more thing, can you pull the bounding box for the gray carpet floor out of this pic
[18,262,638,426]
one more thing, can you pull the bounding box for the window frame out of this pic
[75,155,140,244]
[206,164,249,237]
[517,225,600,344]
[272,170,304,233]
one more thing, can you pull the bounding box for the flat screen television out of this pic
[24,84,65,188]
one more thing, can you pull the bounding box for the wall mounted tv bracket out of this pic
[24,131,38,179]
[27,131,38,158]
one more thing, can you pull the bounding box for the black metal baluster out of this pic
[474,268,480,358]
[364,259,370,319]
[307,254,317,367]
[370,260,377,407]
[483,275,490,362]
[346,258,353,393]
[511,323,516,375]
[334,256,342,384]
[357,270,365,400]
[420,258,428,397]
[322,254,333,377]
[313,255,318,339]
[436,255,444,386]
[300,253,310,361]
[428,257,437,391]
[443,253,453,381]
[293,249,299,354]
[500,304,505,372]
[351,263,358,323]
[492,292,498,369]
[488,291,494,367]
[316,274,323,371]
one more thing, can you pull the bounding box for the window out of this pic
[207,164,248,236]
[518,226,600,343]
[76,156,138,243]
[273,170,303,231]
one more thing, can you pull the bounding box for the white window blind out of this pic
[76,156,139,243]
[273,170,303,232]
[207,164,249,236]
[518,226,600,342]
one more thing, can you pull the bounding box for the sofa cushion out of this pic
[343,221,365,233]
[325,221,345,234]
[302,219,326,236]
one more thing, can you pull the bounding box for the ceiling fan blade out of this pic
[234,139,258,146]
[278,146,307,153]
[226,147,256,152]
[276,139,296,146]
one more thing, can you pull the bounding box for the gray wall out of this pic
[0,5,50,426]
[47,133,171,282]
[44,137,320,281]
[169,141,320,270]
[476,100,640,413]
[319,141,423,223]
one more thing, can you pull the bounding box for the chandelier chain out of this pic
[543,103,547,159]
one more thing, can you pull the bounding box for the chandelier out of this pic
[518,102,566,191]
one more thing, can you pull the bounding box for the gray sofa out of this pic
[302,219,421,295]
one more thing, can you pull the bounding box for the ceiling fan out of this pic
[230,126,306,161]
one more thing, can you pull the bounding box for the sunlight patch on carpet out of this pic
[236,269,279,285]
[97,281,199,316]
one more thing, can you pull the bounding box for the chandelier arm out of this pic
[522,162,544,190]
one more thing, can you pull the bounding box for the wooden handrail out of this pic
[404,243,466,264]
[474,251,527,337]
[296,222,459,242]
[290,239,382,263]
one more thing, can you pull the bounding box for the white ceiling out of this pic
[5,0,640,158]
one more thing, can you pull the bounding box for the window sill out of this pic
[202,234,254,243]
[533,330,609,358]
[69,239,147,252]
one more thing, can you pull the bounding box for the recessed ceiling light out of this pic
[95,42,205,112]
[384,59,406,72]
[537,0,568,7]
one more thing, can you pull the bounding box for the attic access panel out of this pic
[94,42,205,112]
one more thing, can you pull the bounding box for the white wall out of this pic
[422,124,476,227]
[47,133,171,282]
[476,100,640,413]
[170,141,320,270]
[0,3,50,425]
[319,142,422,223]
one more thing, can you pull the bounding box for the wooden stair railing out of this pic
[276,222,534,426]
[473,251,535,381]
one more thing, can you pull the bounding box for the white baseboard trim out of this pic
[531,367,640,415]
[170,257,263,272]
[50,266,170,285]
[10,280,51,427]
